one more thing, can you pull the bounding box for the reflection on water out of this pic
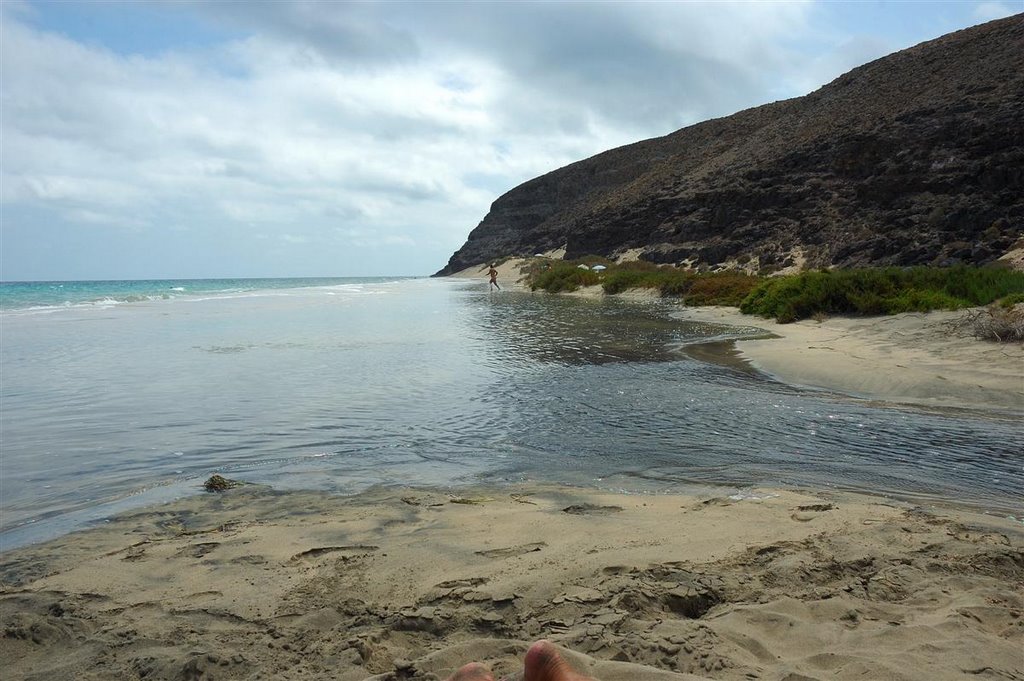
[1,278,1021,548]
[469,293,734,365]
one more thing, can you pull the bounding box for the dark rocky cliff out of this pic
[437,15,1023,276]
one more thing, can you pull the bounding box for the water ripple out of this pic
[2,279,1021,548]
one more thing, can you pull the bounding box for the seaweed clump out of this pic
[203,474,242,492]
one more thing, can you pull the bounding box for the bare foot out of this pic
[445,640,593,681]
[524,640,593,681]
[447,662,495,681]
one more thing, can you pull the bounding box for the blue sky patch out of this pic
[24,0,243,57]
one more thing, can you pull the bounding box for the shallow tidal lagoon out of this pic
[1,277,1020,548]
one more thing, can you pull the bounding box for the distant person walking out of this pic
[488,263,501,291]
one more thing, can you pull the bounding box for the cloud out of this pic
[203,1,818,133]
[197,0,423,67]
[0,1,1001,278]
[1,11,499,274]
[64,208,147,230]
[973,2,1016,21]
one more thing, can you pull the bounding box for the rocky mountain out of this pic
[436,15,1023,276]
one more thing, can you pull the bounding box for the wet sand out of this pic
[2,483,1021,680]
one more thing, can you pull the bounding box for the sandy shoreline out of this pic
[673,306,1024,413]
[2,482,1022,680]
[450,260,1024,412]
[3,269,1021,680]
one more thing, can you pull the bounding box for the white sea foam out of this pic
[0,293,176,317]
[183,291,296,303]
[728,491,781,502]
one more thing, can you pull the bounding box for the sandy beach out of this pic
[452,259,1024,412]
[674,307,1024,413]
[5,7,1023,680]
[3,267,1021,681]
[2,482,1022,680]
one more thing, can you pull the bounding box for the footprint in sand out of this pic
[562,504,624,516]
[434,577,489,589]
[183,590,223,603]
[697,497,735,508]
[791,503,835,522]
[177,542,220,558]
[401,496,446,507]
[475,542,546,558]
[286,545,379,565]
[121,545,148,562]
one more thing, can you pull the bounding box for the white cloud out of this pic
[0,1,1003,278]
[64,208,147,230]
[973,2,1016,21]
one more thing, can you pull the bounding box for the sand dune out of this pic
[2,484,1021,680]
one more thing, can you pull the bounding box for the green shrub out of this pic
[652,270,692,297]
[682,272,761,306]
[529,262,601,292]
[998,292,1024,308]
[526,257,761,305]
[740,266,1024,322]
[601,269,664,294]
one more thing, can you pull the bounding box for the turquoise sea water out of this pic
[1,277,1021,550]
[0,277,400,312]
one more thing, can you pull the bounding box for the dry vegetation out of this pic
[947,303,1024,342]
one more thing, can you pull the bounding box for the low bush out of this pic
[601,269,665,294]
[740,266,1024,322]
[528,257,760,305]
[529,262,601,292]
[998,292,1024,308]
[526,260,1024,321]
[681,272,761,306]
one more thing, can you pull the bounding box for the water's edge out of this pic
[3,279,1021,551]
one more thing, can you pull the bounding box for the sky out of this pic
[0,0,1018,280]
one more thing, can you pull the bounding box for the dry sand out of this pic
[674,307,1024,413]
[450,259,1024,412]
[2,483,1022,681]
[449,260,537,289]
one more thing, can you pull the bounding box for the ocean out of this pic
[1,276,1020,549]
